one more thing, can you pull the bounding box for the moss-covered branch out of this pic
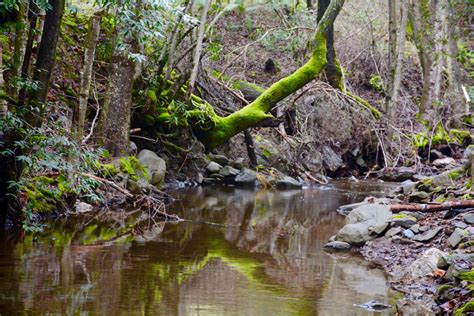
[193,0,345,148]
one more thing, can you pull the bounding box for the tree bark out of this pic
[72,12,102,144]
[0,43,8,117]
[194,0,345,149]
[317,0,342,89]
[9,0,29,97]
[187,0,211,99]
[101,19,137,156]
[25,0,65,127]
[18,1,40,107]
[386,0,408,121]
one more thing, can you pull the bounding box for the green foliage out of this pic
[412,125,472,149]
[369,74,384,93]
[0,112,109,230]
[455,301,474,316]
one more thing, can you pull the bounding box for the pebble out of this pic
[403,229,415,239]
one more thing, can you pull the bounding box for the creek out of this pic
[0,180,401,315]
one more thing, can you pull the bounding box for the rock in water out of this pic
[404,248,446,279]
[276,176,302,188]
[235,168,257,186]
[380,167,416,182]
[219,166,240,178]
[137,149,166,187]
[323,241,351,251]
[336,204,392,245]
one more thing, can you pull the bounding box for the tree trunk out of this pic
[386,0,397,115]
[243,129,258,168]
[8,0,29,97]
[101,25,137,156]
[18,1,40,107]
[445,1,463,128]
[194,0,345,149]
[187,0,211,99]
[317,0,342,89]
[25,0,65,127]
[387,0,408,120]
[72,12,102,144]
[0,43,8,117]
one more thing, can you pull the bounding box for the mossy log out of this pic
[194,0,345,149]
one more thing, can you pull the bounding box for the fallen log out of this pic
[390,200,474,213]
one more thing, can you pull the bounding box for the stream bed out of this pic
[0,180,401,315]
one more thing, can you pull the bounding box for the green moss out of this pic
[448,169,463,180]
[100,163,119,178]
[24,175,75,214]
[455,301,474,316]
[457,269,474,282]
[391,214,417,221]
[449,129,472,144]
[119,157,150,182]
[413,127,472,149]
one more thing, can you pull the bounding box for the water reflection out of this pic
[0,180,399,315]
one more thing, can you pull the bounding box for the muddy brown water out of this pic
[0,180,402,315]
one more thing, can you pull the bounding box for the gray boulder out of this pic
[404,248,446,279]
[389,214,417,228]
[235,168,257,186]
[137,149,166,187]
[380,167,416,182]
[276,176,302,188]
[219,166,240,177]
[336,204,392,245]
[206,161,222,173]
[209,154,229,166]
[336,222,374,246]
[396,299,434,315]
[323,241,351,251]
[322,146,343,172]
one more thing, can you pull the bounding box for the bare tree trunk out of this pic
[413,0,447,122]
[18,1,39,107]
[101,29,136,156]
[9,0,29,96]
[25,0,65,127]
[243,129,258,168]
[187,0,211,99]
[445,1,463,128]
[72,12,102,144]
[317,0,342,89]
[386,0,397,115]
[0,44,8,117]
[387,0,408,116]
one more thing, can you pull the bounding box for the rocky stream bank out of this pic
[324,147,474,315]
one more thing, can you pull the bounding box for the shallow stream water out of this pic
[0,180,401,315]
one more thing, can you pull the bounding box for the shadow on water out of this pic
[0,180,401,315]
